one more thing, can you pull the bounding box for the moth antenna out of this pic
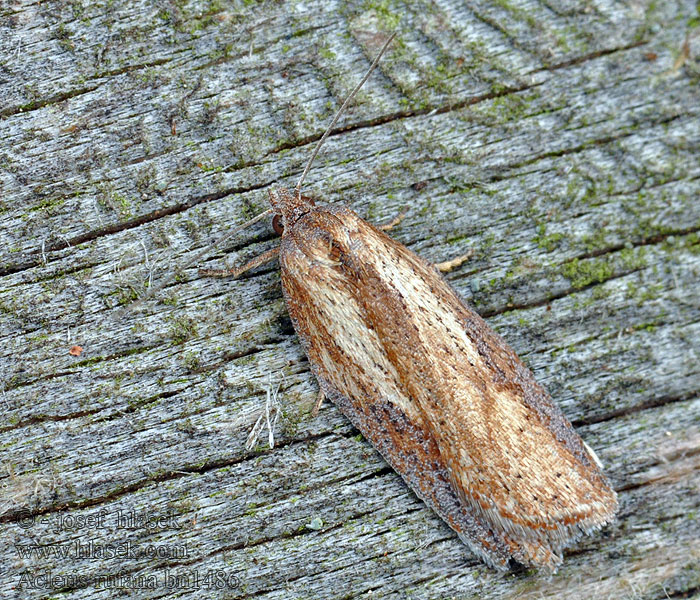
[295,31,397,198]
[114,207,275,317]
[116,33,396,316]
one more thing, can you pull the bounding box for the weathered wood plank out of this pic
[2,0,699,598]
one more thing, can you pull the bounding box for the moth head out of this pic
[268,187,316,234]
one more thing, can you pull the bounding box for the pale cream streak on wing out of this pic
[348,218,609,536]
[282,243,417,419]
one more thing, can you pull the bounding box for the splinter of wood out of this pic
[435,249,474,273]
[378,209,408,232]
[200,247,279,278]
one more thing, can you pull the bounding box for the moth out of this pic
[197,33,617,570]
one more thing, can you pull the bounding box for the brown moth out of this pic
[205,34,618,570]
[268,188,617,570]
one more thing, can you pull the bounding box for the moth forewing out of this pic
[270,187,617,570]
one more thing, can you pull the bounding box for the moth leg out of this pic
[200,246,279,278]
[378,209,408,232]
[311,389,325,417]
[435,249,474,273]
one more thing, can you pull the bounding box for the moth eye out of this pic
[272,214,284,235]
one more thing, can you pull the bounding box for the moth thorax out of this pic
[268,187,316,229]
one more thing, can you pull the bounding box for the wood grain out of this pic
[1,1,698,598]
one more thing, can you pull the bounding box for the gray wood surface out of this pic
[1,1,699,598]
